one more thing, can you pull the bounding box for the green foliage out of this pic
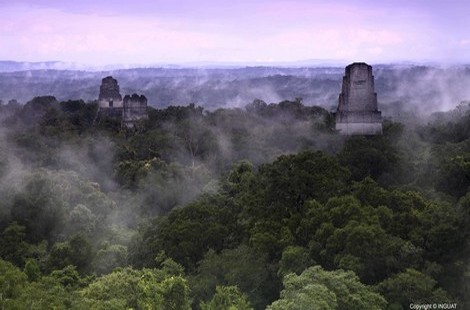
[278,246,314,277]
[0,259,87,309]
[338,123,401,183]
[418,112,470,144]
[0,222,30,265]
[8,169,116,245]
[11,174,67,243]
[19,96,59,126]
[201,285,253,310]
[81,268,141,308]
[24,258,41,282]
[1,99,469,309]
[0,259,28,302]
[377,269,450,309]
[157,275,192,310]
[294,177,465,286]
[50,265,83,289]
[238,151,350,253]
[47,235,93,274]
[257,150,350,206]
[93,243,128,275]
[131,195,241,270]
[155,252,186,276]
[268,266,387,310]
[191,245,278,310]
[82,267,191,309]
[436,153,470,197]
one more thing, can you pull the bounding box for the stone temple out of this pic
[97,76,148,128]
[99,76,122,109]
[335,63,382,135]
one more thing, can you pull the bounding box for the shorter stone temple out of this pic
[97,76,148,128]
[122,94,148,127]
[335,63,382,135]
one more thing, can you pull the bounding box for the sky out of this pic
[1,0,470,66]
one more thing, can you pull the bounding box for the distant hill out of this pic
[1,63,470,117]
[0,61,78,72]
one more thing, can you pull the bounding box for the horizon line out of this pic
[1,59,469,73]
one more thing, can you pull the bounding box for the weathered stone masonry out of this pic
[99,76,122,109]
[335,63,382,135]
[97,76,148,128]
[122,94,148,127]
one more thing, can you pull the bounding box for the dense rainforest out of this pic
[0,96,469,309]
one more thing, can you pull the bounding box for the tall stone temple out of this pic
[99,76,123,109]
[97,76,148,128]
[335,63,382,135]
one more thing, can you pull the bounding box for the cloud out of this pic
[0,6,227,64]
[0,0,469,64]
[458,39,470,46]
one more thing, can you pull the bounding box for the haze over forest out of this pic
[2,61,470,119]
[1,59,470,308]
[2,0,470,309]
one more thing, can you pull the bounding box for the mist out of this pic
[1,62,470,308]
[2,64,470,123]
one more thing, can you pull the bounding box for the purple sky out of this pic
[1,0,469,65]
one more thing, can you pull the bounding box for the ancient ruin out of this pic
[97,76,148,128]
[98,76,122,109]
[122,94,148,128]
[335,62,382,135]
